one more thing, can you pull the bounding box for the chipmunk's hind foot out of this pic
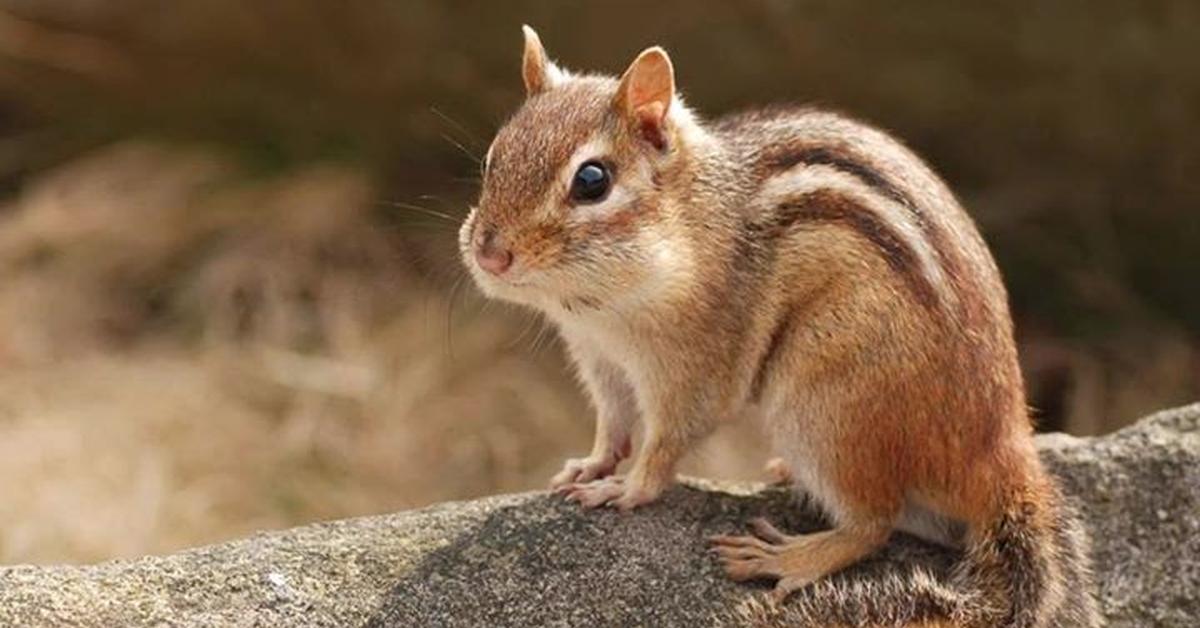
[710,517,890,604]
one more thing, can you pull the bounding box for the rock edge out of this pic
[0,404,1197,627]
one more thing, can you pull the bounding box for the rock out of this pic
[0,404,1196,627]
[1039,404,1200,627]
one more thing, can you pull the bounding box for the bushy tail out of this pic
[952,479,1099,628]
[727,479,1099,628]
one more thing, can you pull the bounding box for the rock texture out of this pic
[0,404,1196,627]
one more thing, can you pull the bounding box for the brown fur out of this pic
[768,190,940,308]
[460,28,1099,628]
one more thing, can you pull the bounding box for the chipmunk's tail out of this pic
[731,474,1100,628]
[951,474,1099,628]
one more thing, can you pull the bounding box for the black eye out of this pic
[569,161,611,204]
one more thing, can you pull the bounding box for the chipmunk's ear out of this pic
[521,25,561,96]
[615,46,675,150]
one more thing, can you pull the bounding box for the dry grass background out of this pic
[0,143,765,563]
[0,1,1195,563]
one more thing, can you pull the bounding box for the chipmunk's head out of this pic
[461,26,703,315]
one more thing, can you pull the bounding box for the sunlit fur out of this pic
[461,30,1099,628]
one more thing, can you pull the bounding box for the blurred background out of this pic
[0,1,1195,564]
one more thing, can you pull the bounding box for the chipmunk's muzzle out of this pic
[472,224,514,276]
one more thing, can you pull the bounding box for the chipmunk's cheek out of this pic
[644,233,696,289]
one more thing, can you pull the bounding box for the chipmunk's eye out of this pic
[569,161,611,204]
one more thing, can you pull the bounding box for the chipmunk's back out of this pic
[715,106,1016,338]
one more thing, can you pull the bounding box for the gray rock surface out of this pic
[0,404,1196,627]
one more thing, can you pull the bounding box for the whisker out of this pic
[430,106,487,151]
[506,309,541,351]
[529,316,555,356]
[416,194,466,215]
[440,132,481,165]
[371,215,457,235]
[380,200,459,223]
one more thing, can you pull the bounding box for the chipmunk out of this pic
[460,26,1100,627]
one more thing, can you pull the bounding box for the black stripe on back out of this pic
[761,146,920,218]
[745,189,939,309]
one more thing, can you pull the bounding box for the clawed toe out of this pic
[710,532,780,582]
[550,455,617,490]
[748,517,791,544]
[713,544,770,560]
[708,533,778,552]
[560,475,662,512]
[722,557,770,581]
[562,476,626,508]
[709,520,817,600]
[712,519,879,605]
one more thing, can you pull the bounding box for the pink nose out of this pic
[474,228,513,275]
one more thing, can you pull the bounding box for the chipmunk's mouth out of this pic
[464,257,537,297]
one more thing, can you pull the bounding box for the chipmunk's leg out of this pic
[563,414,709,511]
[565,372,719,512]
[551,351,637,489]
[710,516,893,602]
[712,433,900,600]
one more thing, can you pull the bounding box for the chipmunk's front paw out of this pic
[561,476,662,512]
[763,457,793,485]
[550,454,620,490]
